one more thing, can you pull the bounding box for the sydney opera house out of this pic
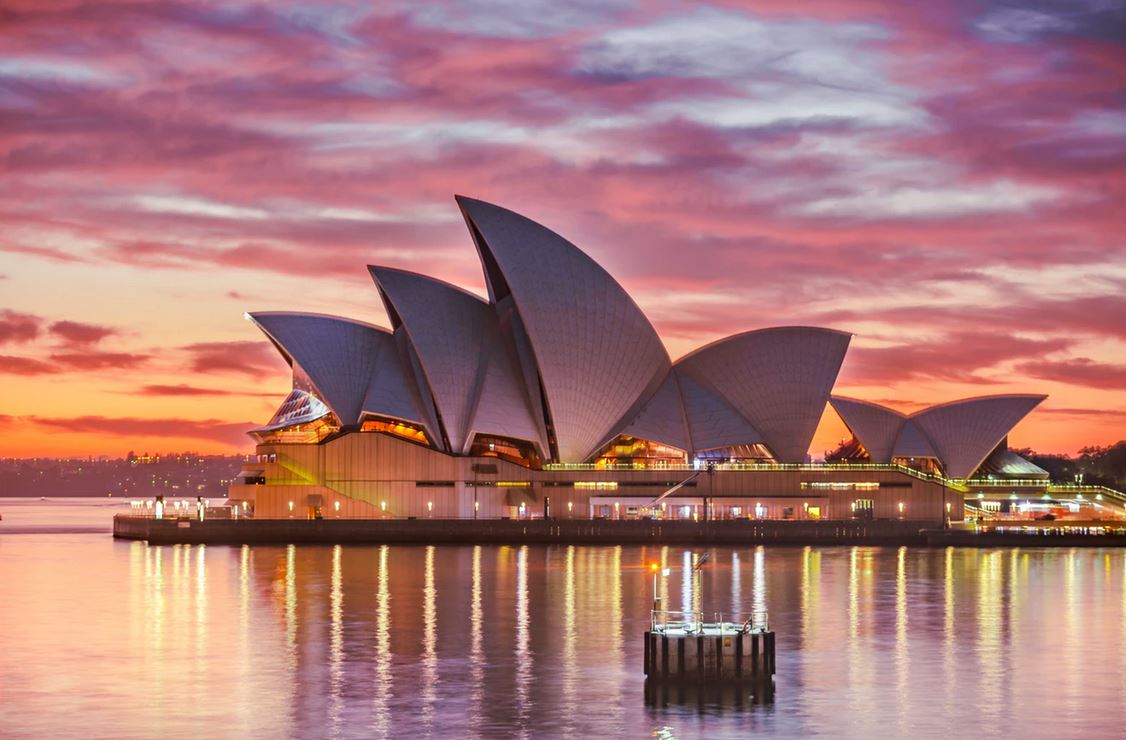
[229,196,1067,524]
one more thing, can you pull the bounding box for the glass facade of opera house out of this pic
[226,196,1124,524]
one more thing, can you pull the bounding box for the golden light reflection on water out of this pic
[329,544,343,737]
[976,550,1002,723]
[895,546,909,731]
[561,544,577,736]
[5,522,1126,739]
[799,546,820,647]
[470,544,484,736]
[943,546,955,718]
[514,544,532,734]
[752,545,766,620]
[421,545,438,730]
[372,544,391,736]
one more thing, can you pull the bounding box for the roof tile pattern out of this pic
[829,396,906,463]
[457,196,671,462]
[676,372,763,452]
[911,395,1046,478]
[619,370,692,451]
[361,331,432,433]
[369,265,545,455]
[676,327,851,463]
[249,312,395,426]
[893,419,937,459]
[370,267,490,452]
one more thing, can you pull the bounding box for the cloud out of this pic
[0,354,58,375]
[25,415,255,447]
[181,340,287,377]
[48,320,117,346]
[1015,357,1126,390]
[838,332,1071,386]
[49,351,149,370]
[0,310,41,344]
[137,383,277,397]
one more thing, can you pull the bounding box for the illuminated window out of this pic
[468,434,541,468]
[801,481,880,491]
[361,416,431,446]
[593,435,687,469]
[251,416,339,444]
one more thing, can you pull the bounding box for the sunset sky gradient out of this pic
[1,0,1123,458]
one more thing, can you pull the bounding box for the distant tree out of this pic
[1010,447,1079,484]
[1077,442,1126,488]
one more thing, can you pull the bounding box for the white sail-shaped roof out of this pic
[829,396,906,464]
[892,419,937,459]
[370,266,487,452]
[457,195,671,463]
[910,394,1046,478]
[360,331,434,435]
[369,266,545,455]
[676,327,851,463]
[618,370,692,452]
[249,312,396,426]
[676,372,764,452]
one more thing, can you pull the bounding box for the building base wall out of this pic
[231,431,963,524]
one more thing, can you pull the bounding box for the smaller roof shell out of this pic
[676,327,851,463]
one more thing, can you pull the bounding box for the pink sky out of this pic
[1,0,1123,458]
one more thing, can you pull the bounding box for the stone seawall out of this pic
[114,516,932,545]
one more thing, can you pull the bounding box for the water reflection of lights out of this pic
[943,546,956,718]
[731,551,742,619]
[328,545,343,737]
[561,545,577,729]
[470,545,484,735]
[372,545,392,735]
[421,546,437,730]
[515,545,532,731]
[752,546,766,620]
[895,546,909,731]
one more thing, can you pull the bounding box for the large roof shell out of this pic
[829,396,906,464]
[676,327,851,463]
[369,266,545,455]
[457,196,671,463]
[909,394,1046,478]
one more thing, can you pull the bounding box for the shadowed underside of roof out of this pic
[829,396,906,464]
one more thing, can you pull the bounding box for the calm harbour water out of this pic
[1,499,1124,739]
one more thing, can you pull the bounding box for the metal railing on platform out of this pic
[651,609,769,634]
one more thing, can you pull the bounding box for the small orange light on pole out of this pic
[650,562,661,611]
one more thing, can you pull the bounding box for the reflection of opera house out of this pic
[228,196,1091,524]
